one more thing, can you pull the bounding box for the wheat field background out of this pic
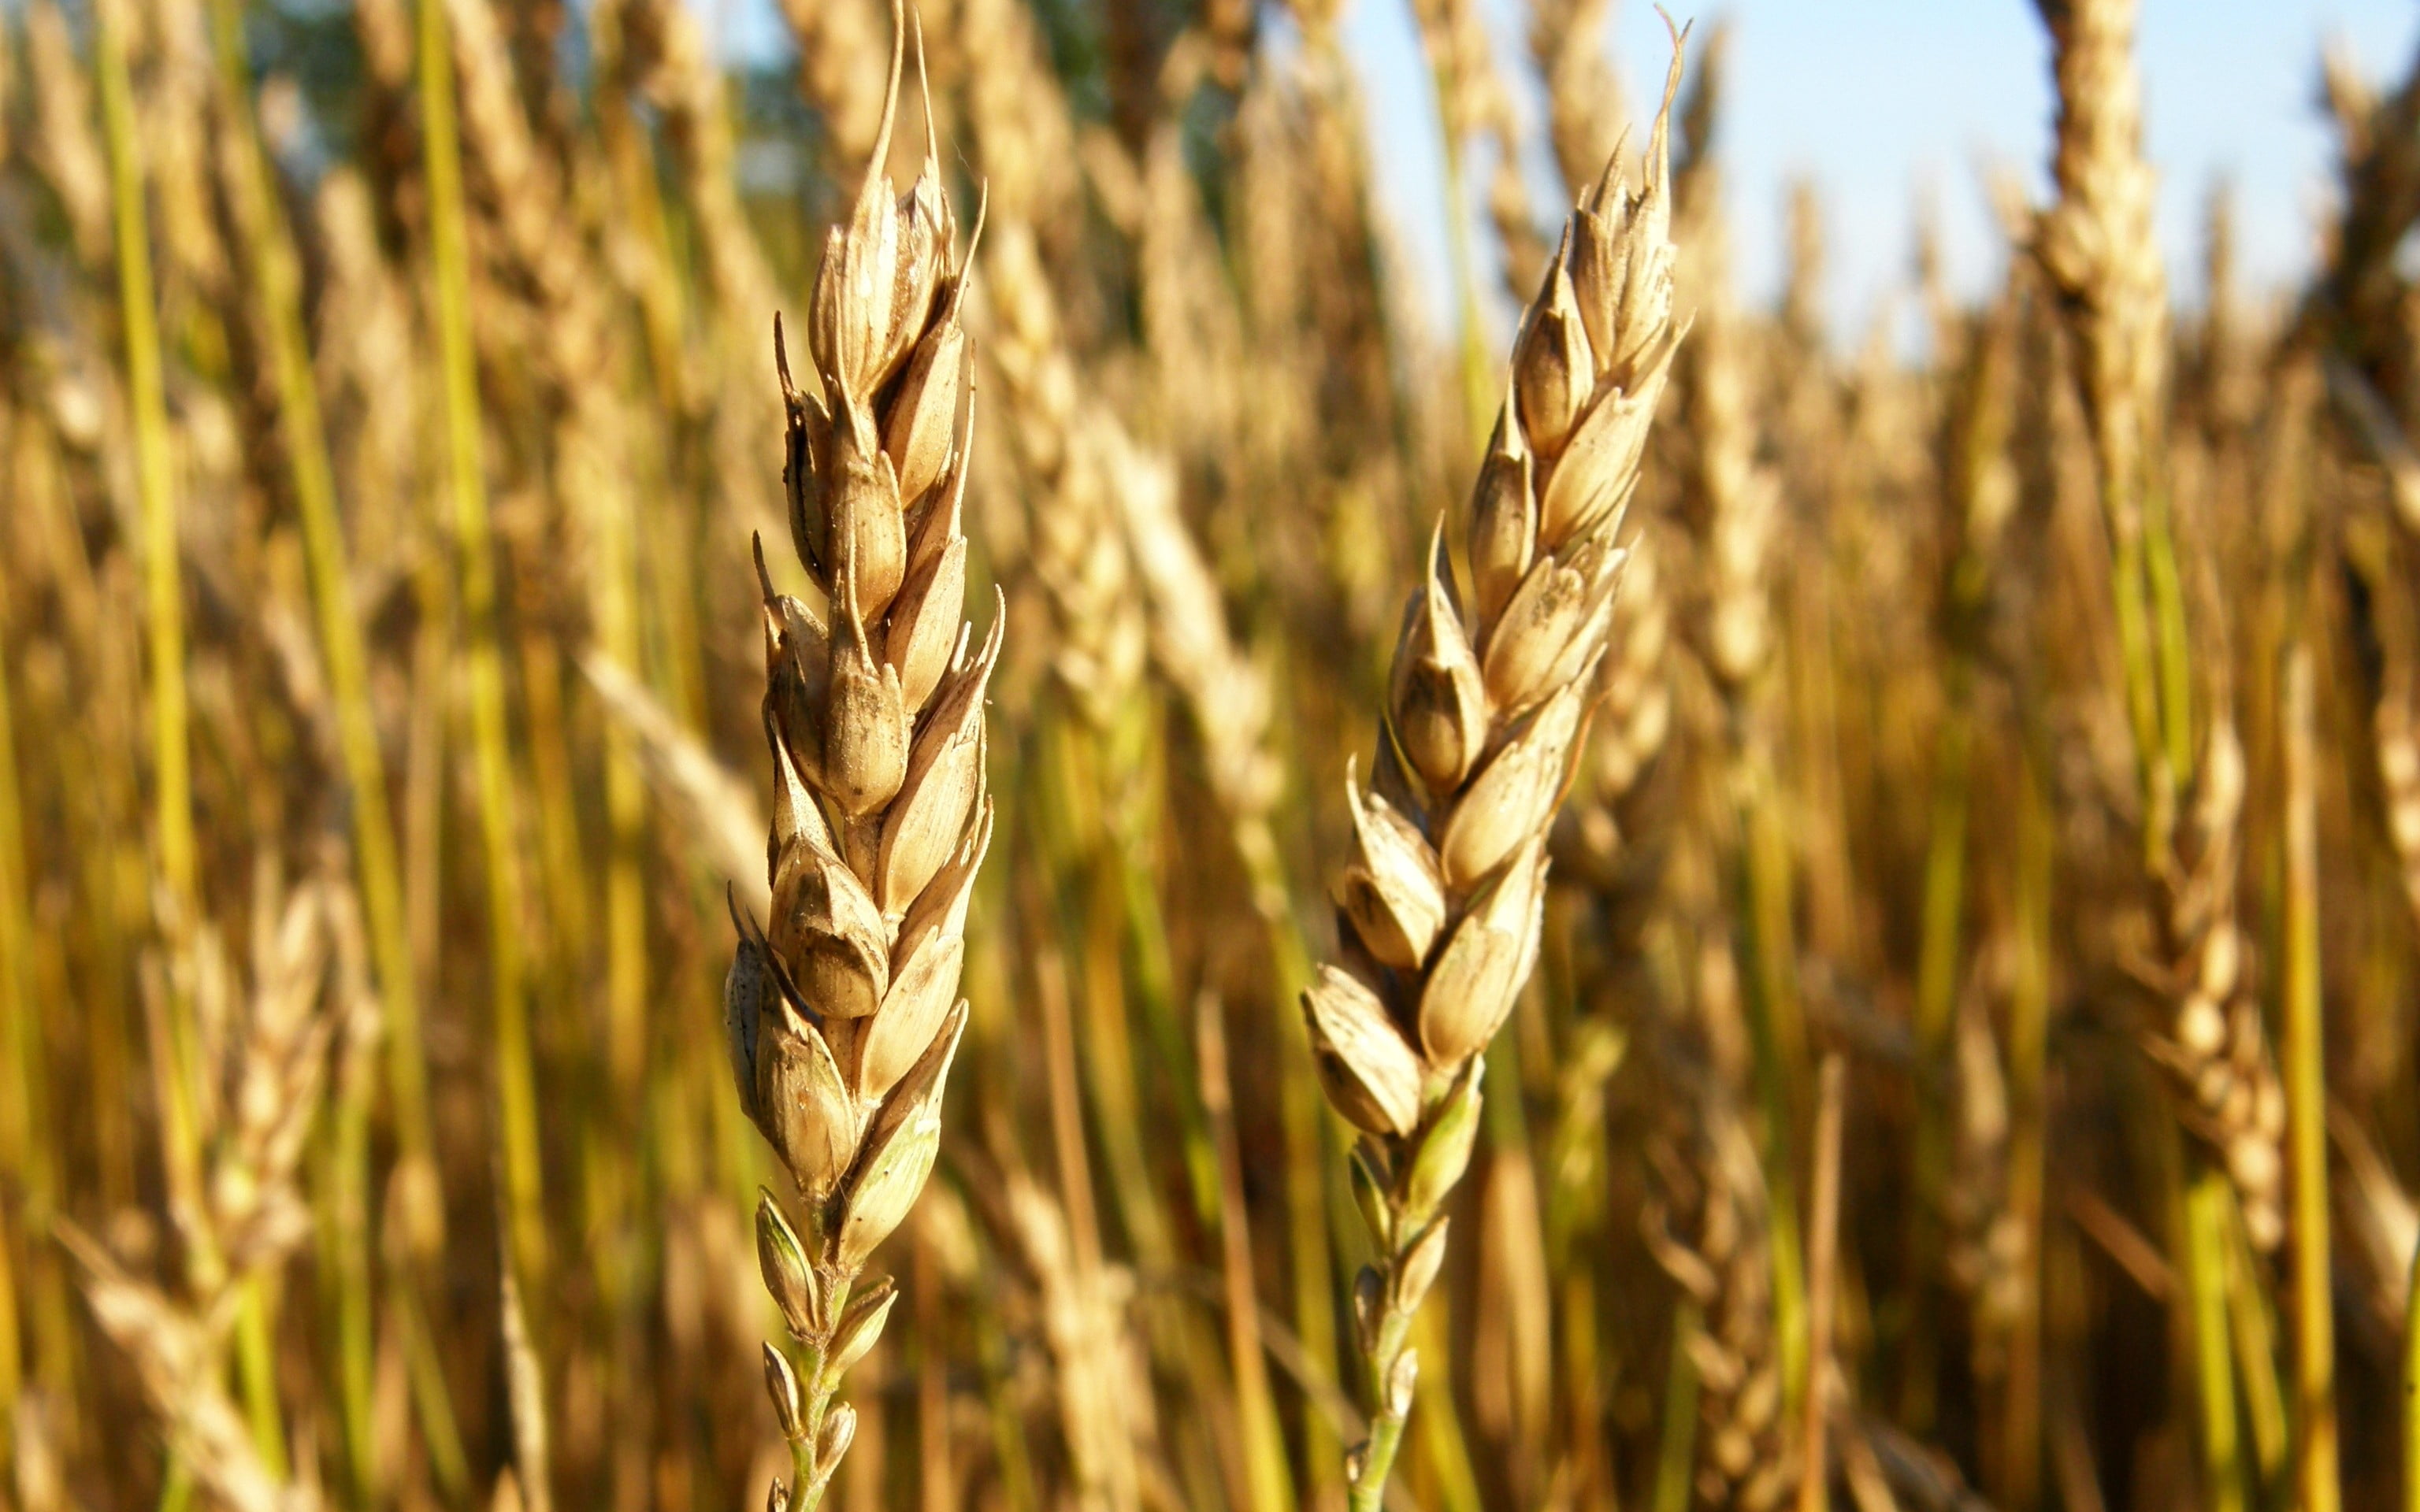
[0,0,2417,1508]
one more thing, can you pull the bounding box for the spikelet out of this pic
[726,24,994,1506]
[1313,38,1687,1505]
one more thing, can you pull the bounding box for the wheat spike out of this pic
[1310,36,1687,1507]
[1412,0,1547,298]
[980,221,1149,725]
[725,20,996,1506]
[63,868,362,1512]
[1644,1028,1796,1511]
[2035,0,2285,1252]
[778,0,895,180]
[1530,0,1628,202]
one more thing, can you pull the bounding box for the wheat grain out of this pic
[723,21,994,1506]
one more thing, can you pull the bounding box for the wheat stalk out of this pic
[1305,37,1686,1507]
[722,20,996,1508]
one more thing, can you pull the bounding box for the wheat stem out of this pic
[0,610,25,1481]
[2002,741,2053,1511]
[416,0,545,1290]
[1653,1297,1704,1512]
[2403,1232,2420,1512]
[2184,1162,2246,1512]
[95,0,192,914]
[2281,646,2340,1512]
[1200,992,1297,1512]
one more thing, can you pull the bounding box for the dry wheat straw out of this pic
[2407,1230,2420,1512]
[975,1161,1153,1511]
[980,225,1149,724]
[722,24,993,1508]
[1662,31,1814,1458]
[2307,34,2420,402]
[1306,40,1685,1507]
[24,2,109,267]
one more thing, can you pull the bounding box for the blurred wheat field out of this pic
[2,0,2419,1507]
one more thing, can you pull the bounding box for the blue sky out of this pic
[1343,0,2420,344]
[694,0,2420,343]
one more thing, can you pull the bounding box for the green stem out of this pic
[2281,647,2339,1512]
[2184,1163,2245,1512]
[1653,1299,1705,1512]
[1411,1296,1483,1512]
[1236,806,1344,1495]
[1903,672,1973,1431]
[320,1091,378,1503]
[95,0,192,911]
[2143,491,2194,785]
[0,560,35,1469]
[206,0,433,1180]
[416,0,544,1290]
[2001,750,2051,1511]
[786,1270,856,1512]
[2224,1203,2285,1489]
[234,1280,288,1476]
[1198,994,1297,1512]
[1735,753,1809,1416]
[2402,1232,2419,1512]
[1346,1303,1415,1512]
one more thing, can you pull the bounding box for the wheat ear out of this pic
[1308,37,1687,1509]
[722,18,997,1509]
[2034,0,2285,1254]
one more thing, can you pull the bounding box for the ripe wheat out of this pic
[722,22,997,1507]
[1303,39,1687,1507]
